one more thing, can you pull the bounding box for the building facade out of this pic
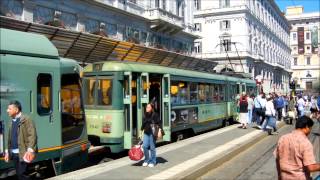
[0,0,197,56]
[193,0,292,94]
[286,6,320,93]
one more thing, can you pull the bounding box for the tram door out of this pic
[148,73,171,142]
[123,72,133,149]
[161,74,171,141]
[137,73,149,143]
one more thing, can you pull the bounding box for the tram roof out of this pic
[84,61,255,84]
[0,16,217,73]
[0,28,59,59]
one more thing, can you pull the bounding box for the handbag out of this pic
[157,128,165,140]
[128,144,144,161]
[257,100,266,116]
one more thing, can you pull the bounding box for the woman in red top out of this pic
[239,92,248,129]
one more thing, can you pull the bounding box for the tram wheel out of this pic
[99,158,113,164]
[176,134,184,141]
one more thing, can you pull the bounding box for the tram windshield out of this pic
[61,74,85,144]
[83,77,113,107]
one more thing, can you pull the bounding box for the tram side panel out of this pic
[0,54,62,176]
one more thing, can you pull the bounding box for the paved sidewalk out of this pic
[52,122,285,180]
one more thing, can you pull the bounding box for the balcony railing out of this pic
[145,8,184,28]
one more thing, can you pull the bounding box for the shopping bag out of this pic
[288,110,296,119]
[128,145,144,161]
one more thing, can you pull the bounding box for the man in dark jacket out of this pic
[4,100,37,180]
[274,94,284,121]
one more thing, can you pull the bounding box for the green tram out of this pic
[0,28,89,178]
[83,61,256,153]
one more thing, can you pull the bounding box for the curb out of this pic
[175,121,286,180]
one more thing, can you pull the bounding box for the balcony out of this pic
[195,50,251,60]
[145,8,184,35]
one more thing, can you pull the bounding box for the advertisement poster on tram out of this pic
[171,107,198,127]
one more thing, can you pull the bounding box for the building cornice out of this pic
[286,12,320,21]
[194,5,248,18]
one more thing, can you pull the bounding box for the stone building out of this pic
[286,6,320,93]
[193,0,292,94]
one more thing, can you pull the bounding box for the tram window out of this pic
[97,79,112,106]
[242,84,246,93]
[131,80,137,104]
[37,73,52,115]
[205,84,211,103]
[219,84,225,101]
[170,81,179,104]
[61,74,85,144]
[142,75,148,98]
[209,84,215,102]
[124,77,130,99]
[163,76,169,98]
[213,84,219,102]
[83,78,96,105]
[236,84,240,94]
[198,83,206,103]
[179,82,189,104]
[190,82,198,104]
[247,87,254,96]
[170,81,189,105]
[229,85,235,100]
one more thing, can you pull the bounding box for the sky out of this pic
[275,0,320,13]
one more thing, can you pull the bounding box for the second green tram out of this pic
[83,61,256,153]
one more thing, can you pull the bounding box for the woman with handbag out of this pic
[140,103,160,167]
[263,95,278,135]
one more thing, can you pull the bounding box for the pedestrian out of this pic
[140,103,160,167]
[258,93,267,128]
[297,95,306,117]
[247,94,254,126]
[4,100,37,180]
[310,96,319,119]
[274,116,320,180]
[263,95,278,135]
[239,92,248,129]
[284,95,289,113]
[254,92,266,126]
[274,94,285,121]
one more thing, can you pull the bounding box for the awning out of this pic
[0,16,217,73]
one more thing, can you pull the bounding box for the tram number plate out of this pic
[89,124,99,129]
